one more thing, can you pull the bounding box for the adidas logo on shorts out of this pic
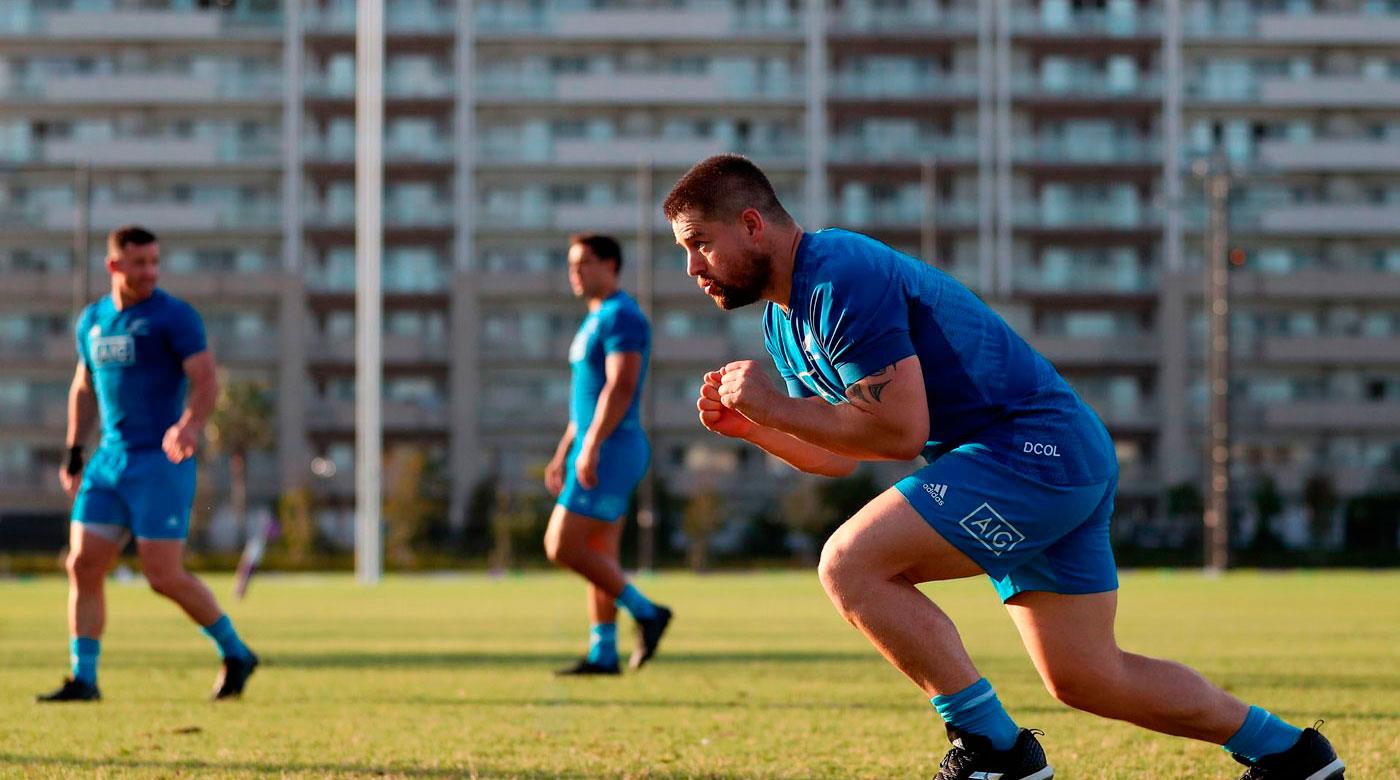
[921,482,948,506]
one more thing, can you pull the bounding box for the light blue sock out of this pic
[201,614,250,661]
[932,678,1020,752]
[70,636,100,685]
[1224,706,1303,762]
[587,623,618,667]
[616,583,658,621]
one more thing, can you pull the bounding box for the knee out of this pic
[1040,654,1121,714]
[143,566,185,598]
[66,550,106,585]
[817,533,868,616]
[542,532,567,566]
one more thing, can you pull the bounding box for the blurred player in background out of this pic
[38,225,259,703]
[543,233,672,676]
[663,156,1343,780]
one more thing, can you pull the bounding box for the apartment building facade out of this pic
[2,0,1397,549]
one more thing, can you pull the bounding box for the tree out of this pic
[276,485,318,565]
[205,377,273,545]
[462,474,499,555]
[815,470,882,540]
[1250,475,1284,551]
[1301,473,1338,550]
[1166,481,1204,518]
[682,489,726,572]
[383,447,448,567]
[779,476,835,565]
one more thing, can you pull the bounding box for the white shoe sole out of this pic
[1304,758,1345,780]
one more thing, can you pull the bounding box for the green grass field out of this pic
[2,570,1398,779]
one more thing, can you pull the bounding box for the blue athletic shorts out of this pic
[558,431,650,522]
[72,447,196,542]
[895,447,1118,602]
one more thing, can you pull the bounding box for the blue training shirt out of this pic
[568,290,650,438]
[762,229,1116,486]
[76,288,208,452]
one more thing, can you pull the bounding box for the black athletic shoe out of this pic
[934,727,1053,780]
[1235,725,1345,780]
[36,677,101,703]
[211,651,259,700]
[554,658,622,677]
[629,605,672,671]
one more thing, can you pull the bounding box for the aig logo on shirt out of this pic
[569,319,597,363]
[92,335,136,367]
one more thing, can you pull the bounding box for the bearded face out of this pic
[673,212,775,311]
[697,244,772,310]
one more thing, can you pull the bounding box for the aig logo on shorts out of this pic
[959,503,1026,557]
[92,335,135,367]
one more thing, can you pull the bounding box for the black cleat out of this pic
[211,651,259,700]
[1235,725,1345,780]
[934,727,1053,780]
[36,677,101,703]
[629,605,672,671]
[554,658,622,677]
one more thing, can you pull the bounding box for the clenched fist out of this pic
[697,368,756,439]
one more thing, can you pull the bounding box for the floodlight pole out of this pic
[355,0,384,585]
[1202,157,1231,576]
[72,161,91,316]
[635,158,657,574]
[920,156,937,264]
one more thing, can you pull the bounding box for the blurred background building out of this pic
[2,0,1398,555]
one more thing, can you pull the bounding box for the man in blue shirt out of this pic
[663,156,1342,780]
[543,233,671,676]
[38,226,258,703]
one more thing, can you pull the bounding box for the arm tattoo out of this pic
[853,362,897,404]
[846,384,868,404]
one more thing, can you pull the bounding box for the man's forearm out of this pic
[763,396,922,461]
[67,384,97,448]
[180,376,217,430]
[742,425,857,478]
[553,422,577,460]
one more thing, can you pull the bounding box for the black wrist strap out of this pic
[63,445,84,476]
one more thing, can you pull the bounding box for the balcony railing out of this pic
[477,1,801,38]
[304,138,453,164]
[1013,204,1158,231]
[828,135,980,164]
[2,136,279,167]
[1013,9,1161,37]
[0,201,280,232]
[4,72,281,103]
[476,72,804,104]
[1015,136,1160,164]
[0,6,280,37]
[830,73,980,100]
[1014,74,1162,100]
[829,7,979,35]
[303,3,453,34]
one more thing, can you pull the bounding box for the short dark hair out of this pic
[570,232,623,272]
[662,154,793,225]
[108,225,158,255]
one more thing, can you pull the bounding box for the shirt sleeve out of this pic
[73,309,92,371]
[165,300,209,361]
[601,305,649,355]
[813,257,916,388]
[763,304,815,399]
